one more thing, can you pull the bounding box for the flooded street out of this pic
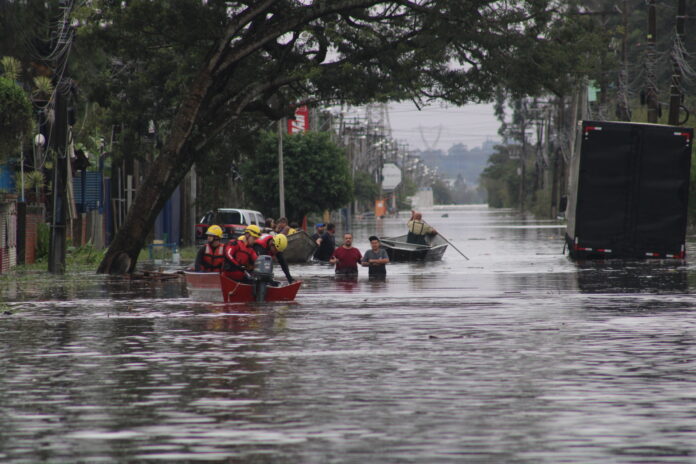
[2,205,696,463]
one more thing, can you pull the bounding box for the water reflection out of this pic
[574,260,689,294]
[191,303,289,333]
[2,206,696,463]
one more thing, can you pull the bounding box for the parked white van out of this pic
[196,208,265,243]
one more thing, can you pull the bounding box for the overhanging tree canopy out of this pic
[61,0,582,273]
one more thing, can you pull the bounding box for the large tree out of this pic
[242,131,353,221]
[65,0,573,274]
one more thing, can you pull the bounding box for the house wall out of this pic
[0,198,17,274]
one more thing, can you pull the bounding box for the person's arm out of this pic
[376,249,389,264]
[224,244,244,269]
[276,251,294,282]
[366,250,388,265]
[361,252,371,266]
[194,246,206,271]
[329,249,339,264]
[423,222,438,235]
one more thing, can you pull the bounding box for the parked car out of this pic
[196,208,265,243]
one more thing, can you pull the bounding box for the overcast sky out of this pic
[386,101,501,152]
[335,101,501,152]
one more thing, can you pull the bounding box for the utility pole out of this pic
[516,100,528,212]
[616,0,632,121]
[668,0,687,125]
[278,118,286,218]
[48,2,74,274]
[48,82,69,274]
[646,0,659,123]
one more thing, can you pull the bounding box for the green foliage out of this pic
[480,146,521,208]
[32,76,53,100]
[353,170,380,204]
[66,244,106,267]
[35,222,50,262]
[179,246,198,261]
[0,56,21,81]
[0,76,32,161]
[241,131,353,221]
[13,170,45,195]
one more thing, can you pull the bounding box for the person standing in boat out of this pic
[253,233,295,284]
[314,223,336,261]
[407,211,438,245]
[330,232,362,276]
[222,225,260,283]
[194,225,225,272]
[361,235,389,278]
[275,217,291,235]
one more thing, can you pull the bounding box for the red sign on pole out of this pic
[287,106,310,134]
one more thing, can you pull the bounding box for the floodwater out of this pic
[2,205,696,463]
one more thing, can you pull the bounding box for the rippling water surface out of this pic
[2,206,696,463]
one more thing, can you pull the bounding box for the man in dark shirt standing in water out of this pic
[361,235,389,278]
[314,223,336,261]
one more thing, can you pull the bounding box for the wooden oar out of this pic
[424,221,470,260]
[439,234,470,261]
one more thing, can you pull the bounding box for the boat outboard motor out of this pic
[253,255,274,302]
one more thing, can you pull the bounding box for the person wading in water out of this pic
[361,235,389,278]
[330,232,362,276]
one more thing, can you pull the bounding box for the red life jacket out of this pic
[254,235,276,256]
[201,243,225,271]
[224,239,257,270]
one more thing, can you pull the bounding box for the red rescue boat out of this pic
[184,271,301,303]
[219,274,302,303]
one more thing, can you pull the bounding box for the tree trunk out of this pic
[97,67,217,274]
[96,146,197,274]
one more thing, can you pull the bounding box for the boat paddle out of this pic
[424,221,470,260]
[439,234,470,260]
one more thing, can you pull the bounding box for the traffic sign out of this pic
[382,163,402,191]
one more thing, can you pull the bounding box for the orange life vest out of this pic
[201,243,225,271]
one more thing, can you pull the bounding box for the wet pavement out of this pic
[2,205,696,463]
